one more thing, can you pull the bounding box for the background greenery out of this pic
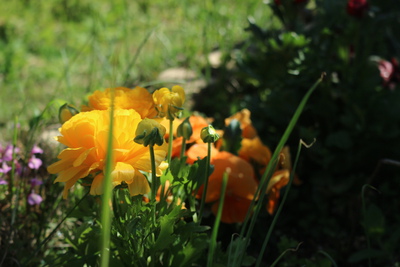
[0,0,274,133]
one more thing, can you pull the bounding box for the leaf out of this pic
[171,233,209,267]
[153,205,183,251]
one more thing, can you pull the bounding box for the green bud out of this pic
[134,118,166,147]
[200,125,220,143]
[59,103,79,124]
[177,117,193,140]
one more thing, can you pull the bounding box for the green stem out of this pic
[198,142,211,223]
[207,171,228,267]
[362,184,377,267]
[149,145,158,224]
[180,137,187,159]
[255,139,310,267]
[100,93,115,267]
[167,119,174,163]
[10,116,19,226]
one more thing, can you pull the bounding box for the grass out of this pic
[0,0,276,137]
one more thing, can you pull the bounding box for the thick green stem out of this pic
[100,91,115,267]
[208,171,228,267]
[149,145,158,225]
[180,137,187,159]
[167,119,174,163]
[198,142,211,223]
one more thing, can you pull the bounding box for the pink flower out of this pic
[0,162,12,174]
[31,145,43,154]
[378,58,400,90]
[2,145,19,162]
[28,155,42,170]
[28,192,43,206]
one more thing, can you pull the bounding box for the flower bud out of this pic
[59,103,79,124]
[134,118,166,147]
[200,125,220,143]
[177,117,193,140]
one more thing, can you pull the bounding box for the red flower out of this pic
[347,0,368,18]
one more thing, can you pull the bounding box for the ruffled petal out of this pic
[128,171,150,196]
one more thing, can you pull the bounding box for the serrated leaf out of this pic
[153,205,183,251]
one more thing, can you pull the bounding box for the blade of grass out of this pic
[255,139,315,266]
[317,250,338,267]
[235,74,325,266]
[207,171,229,267]
[270,242,303,267]
[361,184,379,267]
[123,29,155,85]
[100,88,115,267]
[10,116,19,225]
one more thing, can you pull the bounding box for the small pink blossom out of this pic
[28,192,43,206]
[0,162,12,174]
[31,145,43,154]
[28,155,42,170]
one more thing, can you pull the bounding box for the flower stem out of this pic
[100,89,115,267]
[10,116,19,226]
[198,142,211,223]
[167,119,174,163]
[208,171,228,267]
[179,137,187,159]
[149,144,158,224]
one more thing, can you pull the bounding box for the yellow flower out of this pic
[152,85,185,120]
[47,109,168,198]
[81,86,158,119]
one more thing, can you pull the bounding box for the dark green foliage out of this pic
[193,0,400,265]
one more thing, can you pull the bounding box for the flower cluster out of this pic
[49,85,185,198]
[173,109,293,223]
[0,143,44,205]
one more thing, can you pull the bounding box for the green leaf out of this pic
[171,233,209,267]
[153,205,183,251]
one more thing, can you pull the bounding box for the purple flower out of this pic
[0,178,7,185]
[28,192,43,206]
[28,155,42,170]
[31,145,43,154]
[30,177,43,187]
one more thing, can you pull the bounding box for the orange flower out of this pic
[225,109,258,139]
[165,115,210,158]
[266,170,290,215]
[47,109,168,198]
[188,144,258,223]
[81,86,158,119]
[238,137,272,173]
